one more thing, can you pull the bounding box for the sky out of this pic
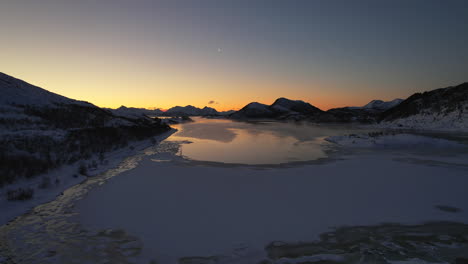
[1,0,467,111]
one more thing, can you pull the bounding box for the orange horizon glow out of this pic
[4,70,410,112]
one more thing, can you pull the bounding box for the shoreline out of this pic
[0,129,176,226]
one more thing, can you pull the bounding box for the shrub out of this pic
[39,176,51,189]
[98,152,105,164]
[7,188,34,201]
[78,163,88,176]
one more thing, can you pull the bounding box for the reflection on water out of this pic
[168,117,372,164]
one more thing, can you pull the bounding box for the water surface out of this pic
[167,117,371,164]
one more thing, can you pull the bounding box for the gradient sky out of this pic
[1,0,467,111]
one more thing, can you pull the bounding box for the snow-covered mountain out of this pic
[163,105,223,116]
[327,98,403,123]
[271,98,323,115]
[0,72,92,107]
[380,82,468,130]
[230,98,331,121]
[105,106,164,119]
[363,99,404,111]
[230,102,275,118]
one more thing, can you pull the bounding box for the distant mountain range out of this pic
[107,105,236,117]
[105,106,164,119]
[230,98,334,121]
[164,105,234,116]
[230,97,403,123]
[108,82,467,130]
[230,83,468,130]
[327,99,404,123]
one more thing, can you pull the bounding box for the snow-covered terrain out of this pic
[0,131,174,226]
[379,102,468,131]
[0,72,91,107]
[363,98,403,110]
[326,133,466,149]
[73,141,468,264]
[0,72,171,222]
[2,118,468,264]
[380,82,468,131]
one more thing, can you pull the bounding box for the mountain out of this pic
[219,110,236,116]
[230,98,333,121]
[106,106,164,119]
[230,102,275,118]
[326,108,378,123]
[379,82,468,130]
[363,99,404,111]
[0,72,170,186]
[163,105,224,116]
[327,98,403,123]
[271,98,323,115]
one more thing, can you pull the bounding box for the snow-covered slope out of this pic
[326,98,405,123]
[379,82,468,131]
[326,133,464,149]
[363,99,403,111]
[0,72,91,107]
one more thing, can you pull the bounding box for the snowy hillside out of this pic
[326,133,464,149]
[0,72,166,130]
[0,72,170,187]
[0,72,91,107]
[363,99,403,111]
[379,82,468,131]
[327,98,403,123]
